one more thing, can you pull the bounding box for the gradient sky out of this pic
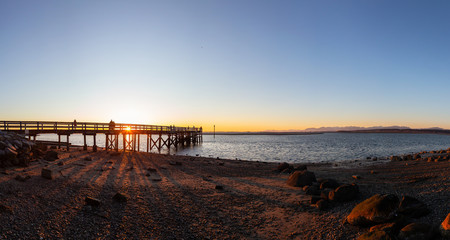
[1,0,450,131]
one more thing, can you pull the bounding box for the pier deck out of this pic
[0,121,202,152]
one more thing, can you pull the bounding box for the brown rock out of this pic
[41,168,53,179]
[358,230,394,240]
[329,184,359,202]
[370,222,402,235]
[398,196,429,218]
[85,197,101,207]
[277,162,290,172]
[319,179,340,189]
[315,199,328,211]
[346,194,399,226]
[44,150,58,161]
[286,170,316,187]
[310,195,322,204]
[14,174,31,182]
[112,192,128,203]
[215,185,224,190]
[398,223,432,240]
[440,213,450,238]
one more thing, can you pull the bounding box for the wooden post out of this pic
[93,134,97,152]
[137,134,140,152]
[123,134,126,152]
[146,134,149,152]
[105,134,109,151]
[58,134,61,149]
[83,134,87,151]
[115,134,119,151]
[66,135,70,151]
[158,133,162,153]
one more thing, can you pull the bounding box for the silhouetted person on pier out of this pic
[109,120,115,131]
[73,119,77,130]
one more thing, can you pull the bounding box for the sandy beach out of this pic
[0,147,448,239]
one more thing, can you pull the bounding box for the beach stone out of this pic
[414,154,421,160]
[391,156,402,161]
[329,184,359,202]
[293,165,307,171]
[41,168,53,180]
[398,223,432,240]
[44,150,58,161]
[372,157,378,161]
[14,174,31,182]
[402,155,413,161]
[304,185,321,195]
[147,167,157,172]
[320,188,334,200]
[353,175,362,180]
[319,179,340,190]
[112,192,128,203]
[215,185,224,190]
[281,168,293,174]
[358,230,394,240]
[151,177,162,182]
[346,194,399,226]
[85,197,101,207]
[398,196,430,218]
[370,222,403,235]
[286,170,316,187]
[84,156,92,161]
[440,213,450,238]
[277,162,291,172]
[315,199,328,211]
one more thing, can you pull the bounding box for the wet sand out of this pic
[0,148,448,239]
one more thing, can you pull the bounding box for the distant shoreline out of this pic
[204,128,450,136]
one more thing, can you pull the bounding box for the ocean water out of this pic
[37,133,450,163]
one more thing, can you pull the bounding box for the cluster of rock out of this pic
[345,194,449,239]
[390,148,450,163]
[280,163,360,211]
[0,131,36,167]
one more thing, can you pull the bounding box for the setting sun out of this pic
[126,126,131,131]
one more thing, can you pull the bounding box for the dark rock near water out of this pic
[293,165,307,171]
[398,196,430,218]
[320,188,334,201]
[346,194,399,226]
[303,185,321,196]
[391,156,402,161]
[215,185,224,190]
[14,174,31,182]
[315,199,328,211]
[277,162,290,172]
[319,179,340,190]
[310,195,322,204]
[329,184,359,202]
[286,170,316,187]
[398,223,433,240]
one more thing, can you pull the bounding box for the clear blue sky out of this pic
[1,0,450,131]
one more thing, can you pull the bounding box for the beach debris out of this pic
[398,196,430,218]
[346,194,399,226]
[352,175,362,180]
[398,223,432,240]
[329,184,359,202]
[286,170,317,187]
[112,192,128,203]
[319,179,340,190]
[14,174,31,182]
[41,168,53,180]
[215,185,224,190]
[85,197,101,207]
[440,213,450,238]
[44,150,59,161]
[357,230,394,240]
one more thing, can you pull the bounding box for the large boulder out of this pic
[329,184,359,202]
[346,194,399,226]
[286,170,316,187]
[440,213,450,239]
[398,223,433,240]
[277,162,291,172]
[398,196,429,218]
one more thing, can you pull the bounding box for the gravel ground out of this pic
[0,148,448,239]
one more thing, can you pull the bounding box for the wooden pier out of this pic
[0,121,202,152]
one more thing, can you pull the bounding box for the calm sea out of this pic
[37,133,450,163]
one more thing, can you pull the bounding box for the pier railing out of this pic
[0,121,201,133]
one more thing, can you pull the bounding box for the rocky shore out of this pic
[0,132,448,239]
